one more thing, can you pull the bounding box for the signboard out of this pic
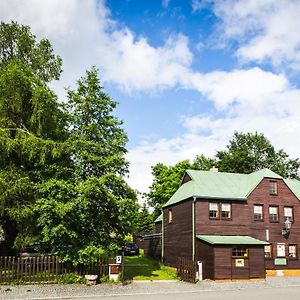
[274,258,287,265]
[116,255,122,264]
[235,259,245,267]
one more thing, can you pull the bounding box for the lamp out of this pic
[282,219,292,236]
[285,219,292,230]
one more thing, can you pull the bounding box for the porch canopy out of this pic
[196,235,269,245]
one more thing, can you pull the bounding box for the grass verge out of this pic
[124,254,178,281]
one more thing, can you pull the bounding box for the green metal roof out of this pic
[197,235,269,245]
[284,178,300,200]
[154,214,162,223]
[163,168,300,208]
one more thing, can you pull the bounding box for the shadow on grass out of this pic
[124,255,177,280]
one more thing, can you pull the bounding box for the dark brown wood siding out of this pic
[155,222,162,234]
[163,199,193,266]
[214,246,232,280]
[195,178,300,269]
[197,243,265,280]
[249,247,265,278]
[196,240,214,279]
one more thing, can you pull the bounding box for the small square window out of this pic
[269,181,278,195]
[264,245,272,258]
[269,206,279,222]
[288,245,297,259]
[254,205,263,220]
[209,203,219,218]
[232,247,248,258]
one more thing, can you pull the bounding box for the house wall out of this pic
[163,199,193,266]
[196,240,214,279]
[134,234,161,260]
[195,178,300,269]
[214,246,232,280]
[197,242,265,280]
[155,222,162,234]
[249,247,265,278]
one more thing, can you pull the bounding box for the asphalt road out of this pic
[42,285,300,300]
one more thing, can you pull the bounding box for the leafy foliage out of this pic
[34,68,139,263]
[136,203,154,233]
[0,22,138,262]
[0,21,62,82]
[147,161,193,217]
[216,132,300,178]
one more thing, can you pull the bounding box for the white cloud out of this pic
[1,0,300,197]
[0,0,195,96]
[211,0,300,70]
[192,0,212,12]
[127,67,300,194]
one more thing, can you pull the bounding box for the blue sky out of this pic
[1,0,300,195]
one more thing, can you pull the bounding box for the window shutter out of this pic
[284,207,292,217]
[222,203,231,212]
[209,203,218,210]
[254,206,262,214]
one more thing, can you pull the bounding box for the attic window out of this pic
[269,181,278,195]
[182,173,192,184]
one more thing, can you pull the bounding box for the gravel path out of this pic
[1,277,300,300]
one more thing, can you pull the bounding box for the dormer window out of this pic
[269,181,278,195]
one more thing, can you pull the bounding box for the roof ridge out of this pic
[163,168,300,208]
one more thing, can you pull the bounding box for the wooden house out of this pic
[160,168,300,280]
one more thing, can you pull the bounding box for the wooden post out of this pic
[56,256,59,279]
[121,250,125,286]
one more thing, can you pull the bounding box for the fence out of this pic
[176,257,198,283]
[0,256,109,284]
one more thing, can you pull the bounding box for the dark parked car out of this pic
[123,242,139,256]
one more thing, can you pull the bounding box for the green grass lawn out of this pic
[124,254,178,281]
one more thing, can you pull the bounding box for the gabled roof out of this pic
[163,168,300,208]
[197,235,268,245]
[154,214,162,223]
[284,178,300,200]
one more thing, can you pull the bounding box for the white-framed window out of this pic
[269,181,278,195]
[264,245,272,258]
[221,203,231,219]
[269,206,279,222]
[288,245,297,259]
[209,203,219,218]
[254,205,263,220]
[284,207,293,223]
[277,243,286,257]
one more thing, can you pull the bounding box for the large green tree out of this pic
[0,22,138,261]
[216,132,300,178]
[0,46,68,254]
[35,68,139,262]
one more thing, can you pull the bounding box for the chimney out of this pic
[210,166,219,173]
